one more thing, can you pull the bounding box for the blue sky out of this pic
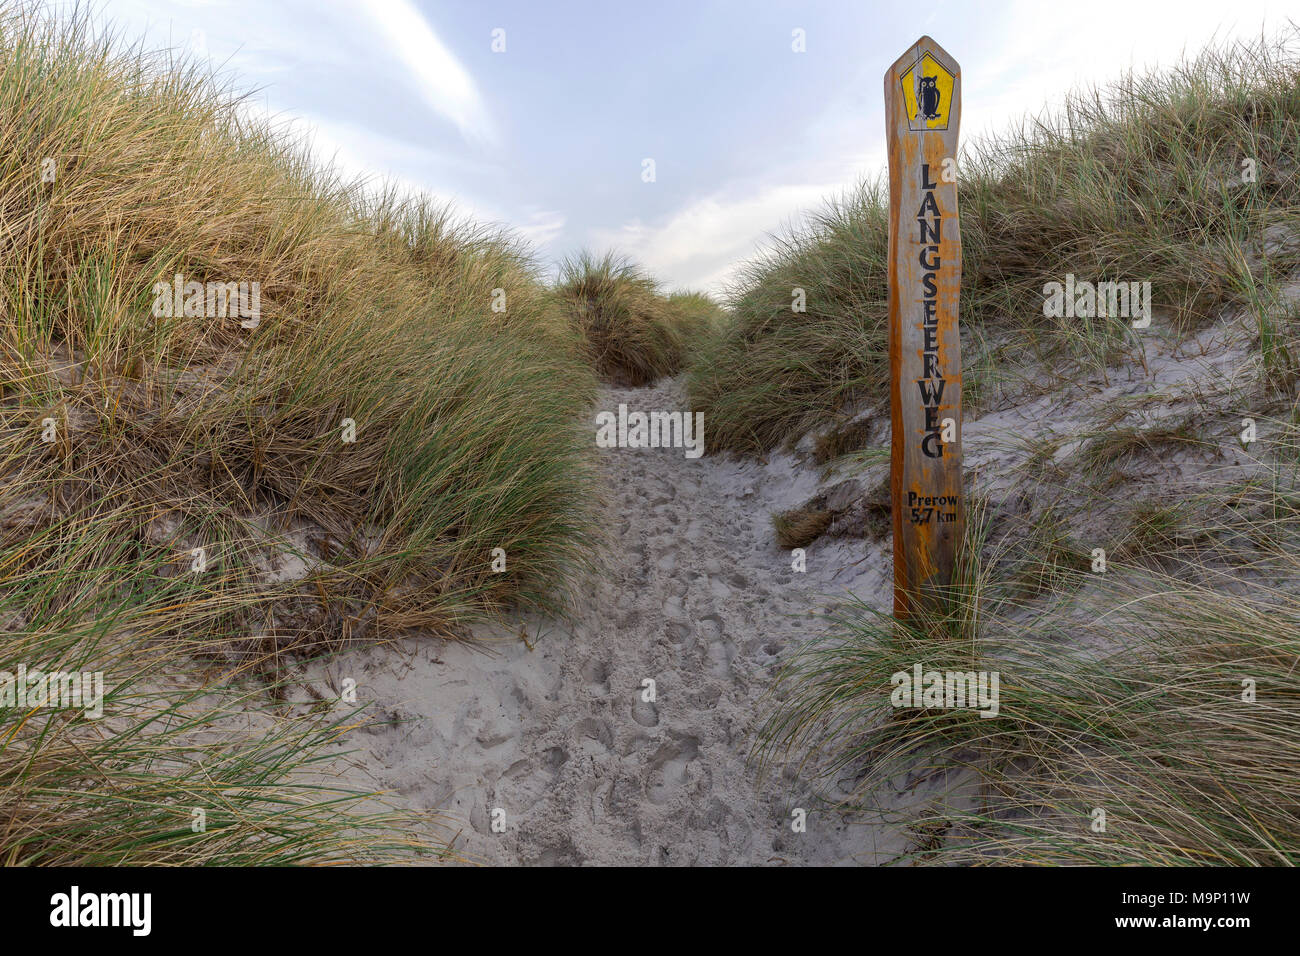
[97,0,1294,294]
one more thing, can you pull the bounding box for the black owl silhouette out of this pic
[916,75,942,122]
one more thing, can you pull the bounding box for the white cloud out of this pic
[964,0,1288,144]
[292,115,471,194]
[106,0,498,148]
[364,0,497,147]
[514,208,567,248]
[589,181,842,295]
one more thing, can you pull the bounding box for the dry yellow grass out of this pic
[0,3,595,865]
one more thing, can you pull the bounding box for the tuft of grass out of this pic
[555,252,706,386]
[1076,420,1203,474]
[0,1,600,649]
[0,556,454,865]
[663,290,730,356]
[814,418,873,465]
[999,506,1091,599]
[688,184,890,454]
[772,505,832,549]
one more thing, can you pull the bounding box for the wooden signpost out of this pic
[884,37,964,619]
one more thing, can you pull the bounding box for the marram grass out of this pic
[0,2,594,865]
[692,30,1300,454]
[757,425,1300,865]
[556,251,719,386]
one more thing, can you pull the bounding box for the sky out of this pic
[90,0,1297,295]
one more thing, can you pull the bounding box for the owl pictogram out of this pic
[916,75,942,122]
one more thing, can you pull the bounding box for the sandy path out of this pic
[296,310,1265,865]
[305,376,905,865]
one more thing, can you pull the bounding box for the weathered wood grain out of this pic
[885,37,964,618]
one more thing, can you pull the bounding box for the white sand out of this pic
[284,308,1263,865]
[299,375,913,864]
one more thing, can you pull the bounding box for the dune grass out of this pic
[691,31,1300,454]
[664,290,729,354]
[772,504,832,549]
[715,36,1300,866]
[0,1,601,645]
[0,3,597,864]
[556,252,721,386]
[756,408,1300,865]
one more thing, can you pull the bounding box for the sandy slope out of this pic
[300,376,909,865]
[288,308,1262,865]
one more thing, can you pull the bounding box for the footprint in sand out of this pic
[697,614,736,678]
[664,621,690,644]
[573,717,614,755]
[647,735,701,805]
[581,659,611,695]
[631,696,659,727]
[543,745,569,775]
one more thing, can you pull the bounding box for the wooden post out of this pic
[885,37,964,619]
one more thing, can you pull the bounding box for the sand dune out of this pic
[282,304,1264,864]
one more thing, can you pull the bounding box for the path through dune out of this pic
[304,376,907,864]
[296,309,1260,864]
